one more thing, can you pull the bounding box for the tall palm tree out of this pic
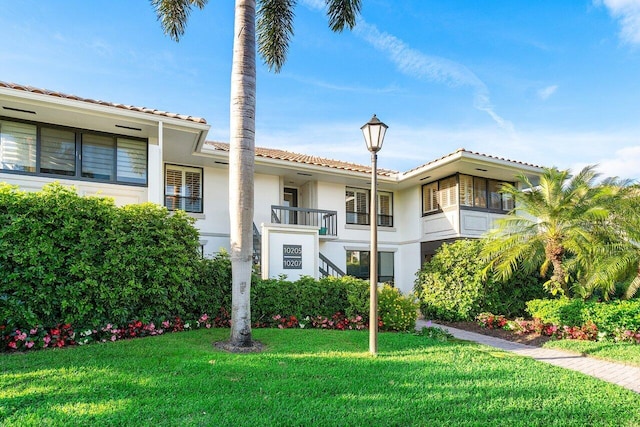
[151,0,362,349]
[482,165,614,298]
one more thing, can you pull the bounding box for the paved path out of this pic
[416,320,640,394]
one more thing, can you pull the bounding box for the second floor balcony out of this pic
[270,205,338,237]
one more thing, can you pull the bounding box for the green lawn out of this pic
[1,329,639,426]
[543,339,640,367]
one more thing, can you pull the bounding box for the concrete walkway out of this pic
[416,320,640,394]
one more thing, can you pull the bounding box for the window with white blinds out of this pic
[346,187,369,225]
[378,191,393,227]
[422,182,438,213]
[0,120,36,172]
[438,176,457,209]
[165,165,203,213]
[0,117,147,185]
[422,174,515,215]
[82,134,114,180]
[117,138,147,184]
[41,127,76,176]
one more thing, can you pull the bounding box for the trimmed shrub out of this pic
[415,239,546,321]
[527,298,640,338]
[0,183,205,329]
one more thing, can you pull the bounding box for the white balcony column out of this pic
[147,120,164,205]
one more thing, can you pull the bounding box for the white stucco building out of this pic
[0,82,543,294]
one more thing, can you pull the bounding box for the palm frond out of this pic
[151,0,208,42]
[257,0,296,72]
[325,0,362,32]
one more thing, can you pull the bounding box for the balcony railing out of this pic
[271,205,338,236]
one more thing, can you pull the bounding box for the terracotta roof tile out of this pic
[0,81,207,125]
[209,142,398,177]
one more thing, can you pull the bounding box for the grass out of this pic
[1,329,639,426]
[543,339,640,367]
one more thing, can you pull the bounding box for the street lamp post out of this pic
[361,114,388,355]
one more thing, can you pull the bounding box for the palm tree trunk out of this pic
[546,240,569,296]
[229,0,256,347]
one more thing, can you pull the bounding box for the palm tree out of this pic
[583,184,640,300]
[151,0,362,349]
[482,165,614,298]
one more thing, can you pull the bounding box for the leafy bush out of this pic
[415,240,546,321]
[0,183,208,329]
[378,284,418,331]
[526,298,587,327]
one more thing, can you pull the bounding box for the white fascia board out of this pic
[0,87,210,134]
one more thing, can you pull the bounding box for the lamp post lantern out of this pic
[361,114,388,355]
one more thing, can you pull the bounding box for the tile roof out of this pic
[402,147,542,176]
[208,142,398,177]
[0,81,207,124]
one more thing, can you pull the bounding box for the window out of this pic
[0,120,36,172]
[41,127,76,176]
[422,182,438,213]
[0,117,147,185]
[346,187,369,225]
[346,187,393,227]
[346,250,394,283]
[165,165,203,213]
[378,192,393,227]
[422,174,514,215]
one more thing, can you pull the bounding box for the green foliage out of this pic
[377,284,418,331]
[0,183,210,329]
[415,240,546,321]
[251,275,371,327]
[527,298,640,336]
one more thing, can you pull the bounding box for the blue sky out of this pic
[1,0,640,179]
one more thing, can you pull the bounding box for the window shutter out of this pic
[459,175,473,206]
[185,170,202,212]
[165,168,183,210]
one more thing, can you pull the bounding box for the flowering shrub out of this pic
[557,322,598,341]
[307,312,367,330]
[612,329,640,344]
[272,315,299,329]
[476,312,508,330]
[378,285,419,332]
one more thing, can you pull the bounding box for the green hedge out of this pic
[526,298,640,336]
[0,183,417,333]
[414,239,546,321]
[0,183,209,328]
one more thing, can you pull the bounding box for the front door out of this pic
[283,187,298,224]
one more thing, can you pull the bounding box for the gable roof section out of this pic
[208,141,398,177]
[0,81,207,125]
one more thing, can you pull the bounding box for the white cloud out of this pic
[537,85,558,100]
[594,146,640,180]
[299,0,515,135]
[596,0,640,44]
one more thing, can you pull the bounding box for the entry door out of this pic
[283,188,298,224]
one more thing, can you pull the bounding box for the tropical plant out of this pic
[482,165,621,298]
[151,0,362,348]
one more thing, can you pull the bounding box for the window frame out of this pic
[0,116,148,186]
[421,173,514,216]
[346,186,394,227]
[345,249,395,283]
[164,164,204,214]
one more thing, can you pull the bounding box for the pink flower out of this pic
[17,332,27,341]
[8,341,17,349]
[110,335,117,342]
[43,335,51,344]
[206,323,212,329]
[162,320,170,329]
[26,341,34,349]
[199,314,209,322]
[30,328,38,335]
